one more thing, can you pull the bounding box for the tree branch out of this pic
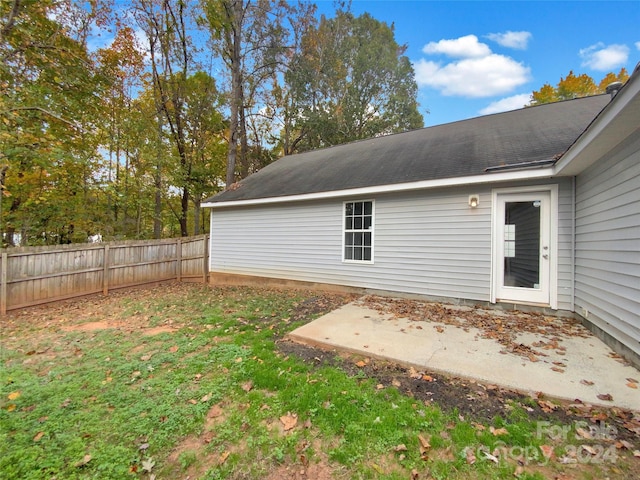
[3,106,77,128]
[0,0,21,42]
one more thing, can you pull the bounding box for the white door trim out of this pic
[490,185,558,309]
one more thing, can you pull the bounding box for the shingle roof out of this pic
[206,94,610,204]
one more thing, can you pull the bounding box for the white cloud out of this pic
[486,31,532,50]
[415,34,531,98]
[414,53,530,98]
[422,34,491,58]
[636,41,640,51]
[479,93,532,115]
[579,43,629,71]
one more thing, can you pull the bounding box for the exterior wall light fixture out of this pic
[468,194,480,208]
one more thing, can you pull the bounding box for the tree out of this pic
[0,0,107,245]
[96,25,147,236]
[135,0,198,237]
[530,68,630,106]
[201,0,308,184]
[181,71,226,234]
[282,8,423,154]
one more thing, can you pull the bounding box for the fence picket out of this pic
[0,235,208,313]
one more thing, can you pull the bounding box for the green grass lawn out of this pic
[1,283,637,479]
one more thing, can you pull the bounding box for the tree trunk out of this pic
[225,0,243,188]
[193,196,201,235]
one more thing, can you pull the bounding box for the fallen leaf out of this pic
[626,382,638,389]
[140,354,152,361]
[490,426,508,436]
[33,431,45,442]
[539,445,554,460]
[481,450,499,463]
[581,445,597,456]
[615,440,634,450]
[376,384,384,390]
[580,379,594,386]
[74,454,92,467]
[355,360,367,368]
[597,393,613,402]
[392,379,401,387]
[219,451,230,464]
[6,404,16,412]
[422,375,434,382]
[472,422,486,431]
[394,444,408,452]
[633,450,640,458]
[168,345,179,353]
[141,457,155,472]
[418,434,431,458]
[241,381,253,392]
[575,427,592,439]
[626,377,638,384]
[537,399,558,412]
[280,413,298,431]
[551,366,565,373]
[513,465,525,477]
[200,393,212,403]
[465,447,476,465]
[7,391,20,401]
[528,354,539,362]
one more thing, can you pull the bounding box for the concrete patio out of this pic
[288,298,640,411]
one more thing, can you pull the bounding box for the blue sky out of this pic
[316,0,640,126]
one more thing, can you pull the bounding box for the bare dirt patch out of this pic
[264,454,338,480]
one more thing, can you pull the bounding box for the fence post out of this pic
[203,234,209,284]
[176,238,182,282]
[102,244,110,295]
[1,252,7,315]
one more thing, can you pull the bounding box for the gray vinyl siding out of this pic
[557,178,575,310]
[210,180,574,307]
[574,133,640,357]
[211,187,491,300]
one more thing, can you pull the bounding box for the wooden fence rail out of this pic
[0,235,209,314]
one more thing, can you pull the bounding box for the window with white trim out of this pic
[343,200,373,262]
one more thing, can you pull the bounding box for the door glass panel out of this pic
[504,201,540,288]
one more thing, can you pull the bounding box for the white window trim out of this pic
[342,199,375,264]
[490,184,558,309]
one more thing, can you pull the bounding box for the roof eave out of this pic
[202,167,556,209]
[554,65,640,176]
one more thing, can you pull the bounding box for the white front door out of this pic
[493,190,553,306]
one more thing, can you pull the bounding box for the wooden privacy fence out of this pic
[0,235,209,314]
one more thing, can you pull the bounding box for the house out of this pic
[203,63,640,367]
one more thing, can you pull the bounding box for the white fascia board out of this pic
[203,167,555,209]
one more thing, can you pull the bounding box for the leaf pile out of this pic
[358,296,592,362]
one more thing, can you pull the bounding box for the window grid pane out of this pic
[344,201,373,262]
